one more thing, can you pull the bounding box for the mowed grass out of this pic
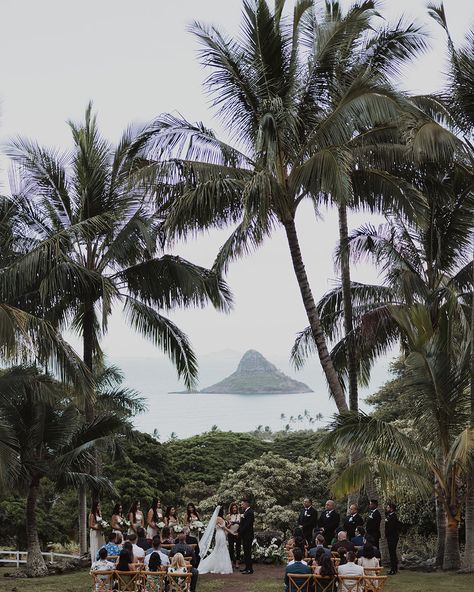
[0,567,474,591]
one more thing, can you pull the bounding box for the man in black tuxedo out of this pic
[298,497,318,544]
[317,500,340,546]
[385,503,401,575]
[239,498,255,574]
[365,499,382,549]
[342,504,364,540]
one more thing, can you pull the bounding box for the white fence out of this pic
[0,550,80,567]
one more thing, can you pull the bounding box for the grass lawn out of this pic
[1,567,474,591]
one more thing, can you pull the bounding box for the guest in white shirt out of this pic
[338,551,364,591]
[128,533,145,560]
[144,535,170,568]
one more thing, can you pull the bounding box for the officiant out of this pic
[297,497,318,544]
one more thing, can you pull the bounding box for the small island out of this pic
[199,349,313,394]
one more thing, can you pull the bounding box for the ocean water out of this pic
[133,390,325,440]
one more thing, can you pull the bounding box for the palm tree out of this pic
[323,303,472,570]
[426,3,474,571]
[5,104,233,553]
[137,0,426,414]
[0,366,126,576]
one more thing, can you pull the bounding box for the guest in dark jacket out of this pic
[351,526,365,547]
[137,527,151,551]
[331,531,355,553]
[174,527,200,566]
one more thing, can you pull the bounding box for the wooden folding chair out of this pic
[363,575,388,592]
[90,569,114,591]
[167,571,192,592]
[314,575,337,591]
[140,570,167,592]
[287,573,314,592]
[362,566,384,577]
[338,575,365,592]
[114,570,143,591]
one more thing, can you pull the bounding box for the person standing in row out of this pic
[298,497,318,544]
[226,502,241,569]
[239,498,255,574]
[317,500,340,545]
[366,499,382,548]
[385,503,401,575]
[343,504,364,540]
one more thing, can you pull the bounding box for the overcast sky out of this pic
[1,0,473,375]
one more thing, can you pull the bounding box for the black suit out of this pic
[239,507,255,572]
[342,512,364,540]
[385,512,401,573]
[317,510,340,546]
[365,508,381,548]
[298,506,318,544]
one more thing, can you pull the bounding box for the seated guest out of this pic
[311,547,326,573]
[317,554,337,591]
[337,551,364,591]
[357,535,381,559]
[171,530,198,567]
[338,547,347,566]
[137,527,151,551]
[175,526,200,566]
[161,525,175,545]
[144,535,170,568]
[284,547,312,592]
[286,527,308,556]
[91,547,115,571]
[169,552,199,592]
[309,534,331,558]
[116,548,137,571]
[127,533,145,560]
[115,532,123,546]
[146,551,162,572]
[331,531,355,553]
[351,527,365,547]
[97,532,121,560]
[357,544,380,575]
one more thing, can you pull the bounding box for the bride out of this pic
[198,506,233,574]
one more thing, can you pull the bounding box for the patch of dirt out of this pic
[202,564,283,591]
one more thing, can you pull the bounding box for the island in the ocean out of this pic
[197,349,313,394]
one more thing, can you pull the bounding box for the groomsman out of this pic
[317,500,340,545]
[298,497,318,544]
[343,504,364,540]
[239,498,255,574]
[365,499,382,548]
[385,503,401,575]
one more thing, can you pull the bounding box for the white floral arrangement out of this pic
[173,525,184,533]
[190,521,206,533]
[157,521,166,529]
[119,518,131,528]
[251,538,286,564]
[97,518,109,530]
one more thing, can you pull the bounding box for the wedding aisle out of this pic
[201,564,283,591]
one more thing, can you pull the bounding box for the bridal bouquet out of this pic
[190,521,206,533]
[97,518,109,530]
[173,525,184,533]
[157,521,165,529]
[119,518,131,529]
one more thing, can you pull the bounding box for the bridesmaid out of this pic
[185,503,200,527]
[89,501,105,562]
[164,505,179,530]
[127,500,144,535]
[111,502,124,535]
[146,498,162,539]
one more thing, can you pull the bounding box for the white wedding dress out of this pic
[198,522,233,574]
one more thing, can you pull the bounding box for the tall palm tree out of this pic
[323,303,472,570]
[137,0,425,414]
[0,366,126,576]
[5,104,233,553]
[425,3,474,571]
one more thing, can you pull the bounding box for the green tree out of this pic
[6,104,232,552]
[138,0,425,413]
[0,366,125,575]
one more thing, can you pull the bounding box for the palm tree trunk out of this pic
[435,495,446,568]
[338,202,358,412]
[443,515,461,570]
[79,297,95,556]
[283,218,348,413]
[25,476,48,577]
[462,254,474,571]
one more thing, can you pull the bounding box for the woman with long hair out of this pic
[89,500,105,563]
[358,544,379,575]
[198,506,233,575]
[147,498,162,539]
[164,506,178,530]
[185,502,200,526]
[127,500,144,535]
[317,554,336,591]
[111,502,124,535]
[116,548,136,572]
[160,526,174,545]
[226,502,241,569]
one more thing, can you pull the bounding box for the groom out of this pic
[239,498,254,574]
